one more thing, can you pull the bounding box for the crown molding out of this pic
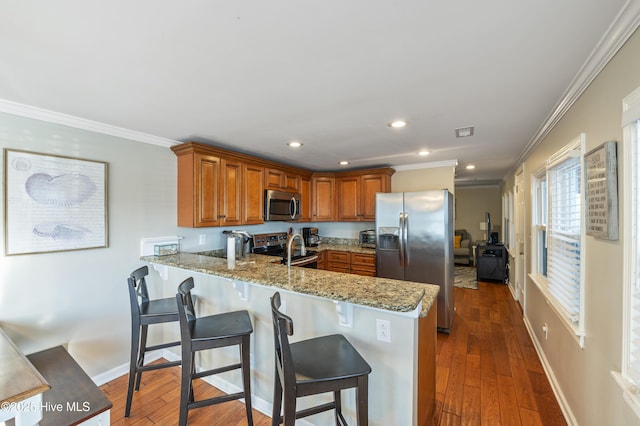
[514,0,640,170]
[0,98,179,148]
[393,159,458,172]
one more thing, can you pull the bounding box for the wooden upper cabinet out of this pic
[361,173,390,221]
[174,152,221,227]
[337,176,361,221]
[243,163,265,225]
[336,169,393,222]
[299,176,312,222]
[266,168,299,192]
[312,175,336,222]
[220,159,243,227]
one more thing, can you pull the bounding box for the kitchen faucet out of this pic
[287,233,306,270]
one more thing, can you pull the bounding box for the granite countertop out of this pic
[143,252,438,316]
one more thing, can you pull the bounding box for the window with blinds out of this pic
[546,153,582,322]
[615,88,640,416]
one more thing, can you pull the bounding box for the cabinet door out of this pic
[220,159,243,226]
[243,163,264,225]
[195,154,221,227]
[265,168,284,190]
[312,176,336,221]
[299,177,312,222]
[361,174,388,221]
[337,176,361,221]
[283,173,300,192]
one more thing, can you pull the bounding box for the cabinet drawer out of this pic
[350,267,376,277]
[351,253,375,267]
[327,265,351,274]
[327,251,350,264]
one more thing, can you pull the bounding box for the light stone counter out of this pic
[143,251,439,425]
[142,252,438,316]
[314,243,376,255]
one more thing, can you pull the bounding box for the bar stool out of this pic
[176,277,254,426]
[126,265,181,417]
[270,292,372,426]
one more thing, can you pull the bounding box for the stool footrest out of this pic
[187,391,245,410]
[296,401,336,420]
[193,362,241,379]
[145,340,180,352]
[137,360,181,372]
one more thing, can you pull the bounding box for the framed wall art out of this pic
[4,149,108,255]
[584,140,618,240]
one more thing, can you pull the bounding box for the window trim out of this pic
[614,85,640,419]
[529,135,586,348]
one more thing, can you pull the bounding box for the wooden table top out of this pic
[0,327,50,404]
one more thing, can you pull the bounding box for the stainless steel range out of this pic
[252,232,318,268]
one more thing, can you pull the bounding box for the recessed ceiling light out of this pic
[339,161,350,166]
[455,126,475,138]
[466,164,476,170]
[288,141,303,148]
[418,150,430,156]
[388,120,407,128]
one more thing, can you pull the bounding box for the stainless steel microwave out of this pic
[265,190,301,221]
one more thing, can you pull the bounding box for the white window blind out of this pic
[546,150,582,323]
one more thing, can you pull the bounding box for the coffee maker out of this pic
[302,227,320,247]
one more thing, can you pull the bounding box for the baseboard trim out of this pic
[523,316,578,426]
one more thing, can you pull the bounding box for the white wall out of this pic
[504,27,640,426]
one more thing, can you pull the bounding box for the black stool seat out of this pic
[126,266,181,418]
[139,297,180,317]
[176,277,254,426]
[291,334,371,388]
[188,310,253,343]
[270,292,372,425]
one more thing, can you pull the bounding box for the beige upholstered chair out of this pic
[454,229,473,265]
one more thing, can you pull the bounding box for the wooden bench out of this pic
[27,346,112,426]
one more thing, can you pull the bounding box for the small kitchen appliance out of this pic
[359,229,376,248]
[302,227,320,247]
[222,230,253,259]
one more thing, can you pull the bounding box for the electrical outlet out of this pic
[199,234,206,245]
[376,319,391,343]
[542,323,549,340]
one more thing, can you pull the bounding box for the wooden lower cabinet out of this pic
[320,250,376,276]
[327,250,351,273]
[350,253,377,276]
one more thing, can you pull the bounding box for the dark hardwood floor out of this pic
[100,280,566,425]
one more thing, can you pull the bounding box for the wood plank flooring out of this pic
[100,280,566,425]
[432,281,567,425]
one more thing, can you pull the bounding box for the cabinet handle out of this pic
[218,215,226,218]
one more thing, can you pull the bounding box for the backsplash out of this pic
[319,237,359,246]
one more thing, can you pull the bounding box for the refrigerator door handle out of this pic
[399,212,405,266]
[404,212,409,265]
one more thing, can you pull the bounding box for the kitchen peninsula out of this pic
[142,251,438,425]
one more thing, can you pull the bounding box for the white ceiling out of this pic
[1,1,637,185]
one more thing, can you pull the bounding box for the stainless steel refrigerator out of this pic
[376,190,454,332]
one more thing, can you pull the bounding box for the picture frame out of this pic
[4,149,108,255]
[584,140,618,240]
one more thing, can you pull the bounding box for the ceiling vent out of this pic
[455,126,474,138]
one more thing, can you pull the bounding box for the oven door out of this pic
[288,254,318,269]
[265,190,301,221]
